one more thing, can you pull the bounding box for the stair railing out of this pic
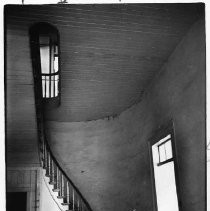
[39,134,92,211]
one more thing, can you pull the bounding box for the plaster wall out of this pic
[40,172,61,211]
[46,17,205,211]
[6,23,39,167]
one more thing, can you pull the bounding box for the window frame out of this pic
[29,22,61,104]
[40,36,59,98]
[148,120,182,211]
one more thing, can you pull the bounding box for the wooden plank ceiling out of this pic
[6,3,203,122]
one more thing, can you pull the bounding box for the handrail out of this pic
[29,26,93,211]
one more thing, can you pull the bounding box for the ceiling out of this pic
[5,3,204,122]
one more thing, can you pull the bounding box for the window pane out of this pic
[52,75,55,97]
[40,46,50,74]
[54,56,58,73]
[51,76,54,97]
[42,76,46,97]
[55,75,59,97]
[46,76,49,98]
[54,45,58,55]
[159,145,166,162]
[165,140,173,160]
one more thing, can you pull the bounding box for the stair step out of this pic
[52,188,60,192]
[61,202,72,206]
[57,196,65,199]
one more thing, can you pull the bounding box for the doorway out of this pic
[6,192,27,211]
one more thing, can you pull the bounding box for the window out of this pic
[149,122,180,211]
[39,35,59,98]
[30,22,60,100]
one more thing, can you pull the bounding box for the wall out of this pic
[6,18,40,167]
[46,17,205,211]
[142,17,205,211]
[40,171,62,211]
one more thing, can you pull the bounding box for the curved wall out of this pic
[45,17,205,211]
[40,171,63,211]
[6,15,39,167]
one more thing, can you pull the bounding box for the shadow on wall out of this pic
[40,170,61,211]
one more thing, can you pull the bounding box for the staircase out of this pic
[33,82,93,211]
[39,134,92,211]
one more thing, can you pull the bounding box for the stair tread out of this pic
[57,196,65,199]
[49,181,56,185]
[52,188,60,192]
[62,202,72,205]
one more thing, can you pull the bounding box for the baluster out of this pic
[52,166,59,192]
[66,181,70,204]
[39,136,43,157]
[76,192,80,211]
[62,174,64,197]
[58,168,62,193]
[53,161,56,183]
[79,195,82,211]
[49,160,55,184]
[42,139,45,162]
[42,141,46,168]
[69,183,74,210]
[84,203,88,211]
[58,170,63,198]
[62,177,72,208]
[81,201,83,211]
[58,173,65,198]
[77,194,80,211]
[56,167,59,190]
[49,156,53,180]
[73,189,75,211]
[46,152,51,177]
[62,176,67,204]
[74,192,77,211]
[43,142,46,168]
[45,150,49,176]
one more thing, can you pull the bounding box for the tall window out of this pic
[30,22,60,100]
[39,35,59,98]
[149,122,180,211]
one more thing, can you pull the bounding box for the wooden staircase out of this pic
[39,136,92,211]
